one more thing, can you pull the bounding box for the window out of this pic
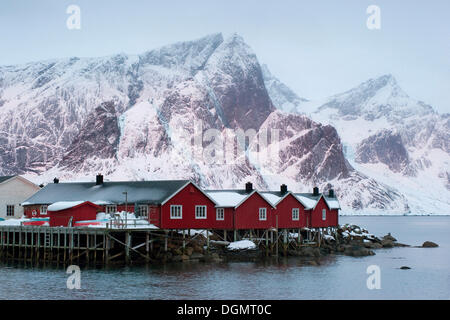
[259,208,267,221]
[195,206,207,219]
[40,205,48,215]
[170,205,182,219]
[138,205,149,218]
[292,208,299,221]
[322,209,327,221]
[216,208,224,221]
[106,205,117,214]
[6,205,14,217]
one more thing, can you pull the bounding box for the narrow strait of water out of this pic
[0,216,449,300]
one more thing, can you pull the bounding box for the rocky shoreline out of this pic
[144,224,439,265]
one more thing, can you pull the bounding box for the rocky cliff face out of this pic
[0,33,413,213]
[60,101,121,171]
[356,130,410,173]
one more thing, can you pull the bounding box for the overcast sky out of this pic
[0,0,448,113]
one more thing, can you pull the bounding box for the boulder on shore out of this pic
[382,233,397,242]
[343,245,375,257]
[381,239,394,248]
[422,241,438,248]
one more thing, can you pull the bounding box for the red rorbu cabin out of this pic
[206,182,276,230]
[48,201,100,227]
[261,185,310,229]
[295,188,340,228]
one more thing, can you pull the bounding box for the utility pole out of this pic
[123,191,128,229]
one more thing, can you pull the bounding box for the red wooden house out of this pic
[48,201,101,227]
[206,183,276,230]
[294,188,340,228]
[22,176,221,230]
[261,185,310,229]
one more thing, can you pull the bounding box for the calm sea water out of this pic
[0,216,449,300]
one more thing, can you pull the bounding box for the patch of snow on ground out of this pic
[227,240,257,251]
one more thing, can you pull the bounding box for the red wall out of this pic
[149,205,161,227]
[49,203,99,227]
[160,183,222,229]
[234,192,274,230]
[310,197,339,228]
[24,205,48,218]
[272,194,308,229]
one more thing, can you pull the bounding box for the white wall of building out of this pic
[0,177,40,219]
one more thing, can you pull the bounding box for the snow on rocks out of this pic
[226,240,257,251]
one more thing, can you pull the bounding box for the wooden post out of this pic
[233,230,237,242]
[224,230,227,242]
[105,233,110,264]
[275,216,279,257]
[86,233,90,264]
[94,233,97,264]
[164,232,168,252]
[63,229,67,264]
[146,232,150,260]
[125,232,131,264]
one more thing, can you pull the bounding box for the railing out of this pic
[106,214,151,230]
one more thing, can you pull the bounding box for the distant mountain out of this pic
[264,69,450,214]
[0,33,411,213]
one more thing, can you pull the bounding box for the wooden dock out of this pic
[0,225,337,265]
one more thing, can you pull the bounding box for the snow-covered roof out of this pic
[205,190,251,208]
[23,180,192,206]
[205,189,275,209]
[323,196,341,209]
[292,193,342,210]
[293,194,319,209]
[260,191,290,206]
[48,201,85,212]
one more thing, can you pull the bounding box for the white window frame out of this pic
[195,205,207,220]
[106,205,117,214]
[40,205,48,215]
[259,208,267,221]
[138,205,149,218]
[292,208,299,221]
[322,209,327,221]
[6,205,14,217]
[216,208,225,221]
[170,205,183,219]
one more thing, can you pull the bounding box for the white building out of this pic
[0,176,40,219]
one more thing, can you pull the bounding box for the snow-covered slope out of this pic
[264,70,449,214]
[0,33,414,214]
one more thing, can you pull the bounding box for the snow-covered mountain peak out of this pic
[138,33,224,75]
[317,74,435,122]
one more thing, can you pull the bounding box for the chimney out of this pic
[53,178,59,184]
[313,187,319,196]
[96,174,104,185]
[329,189,335,198]
[280,184,288,195]
[245,182,253,193]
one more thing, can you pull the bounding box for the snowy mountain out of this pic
[0,33,411,213]
[264,69,449,214]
